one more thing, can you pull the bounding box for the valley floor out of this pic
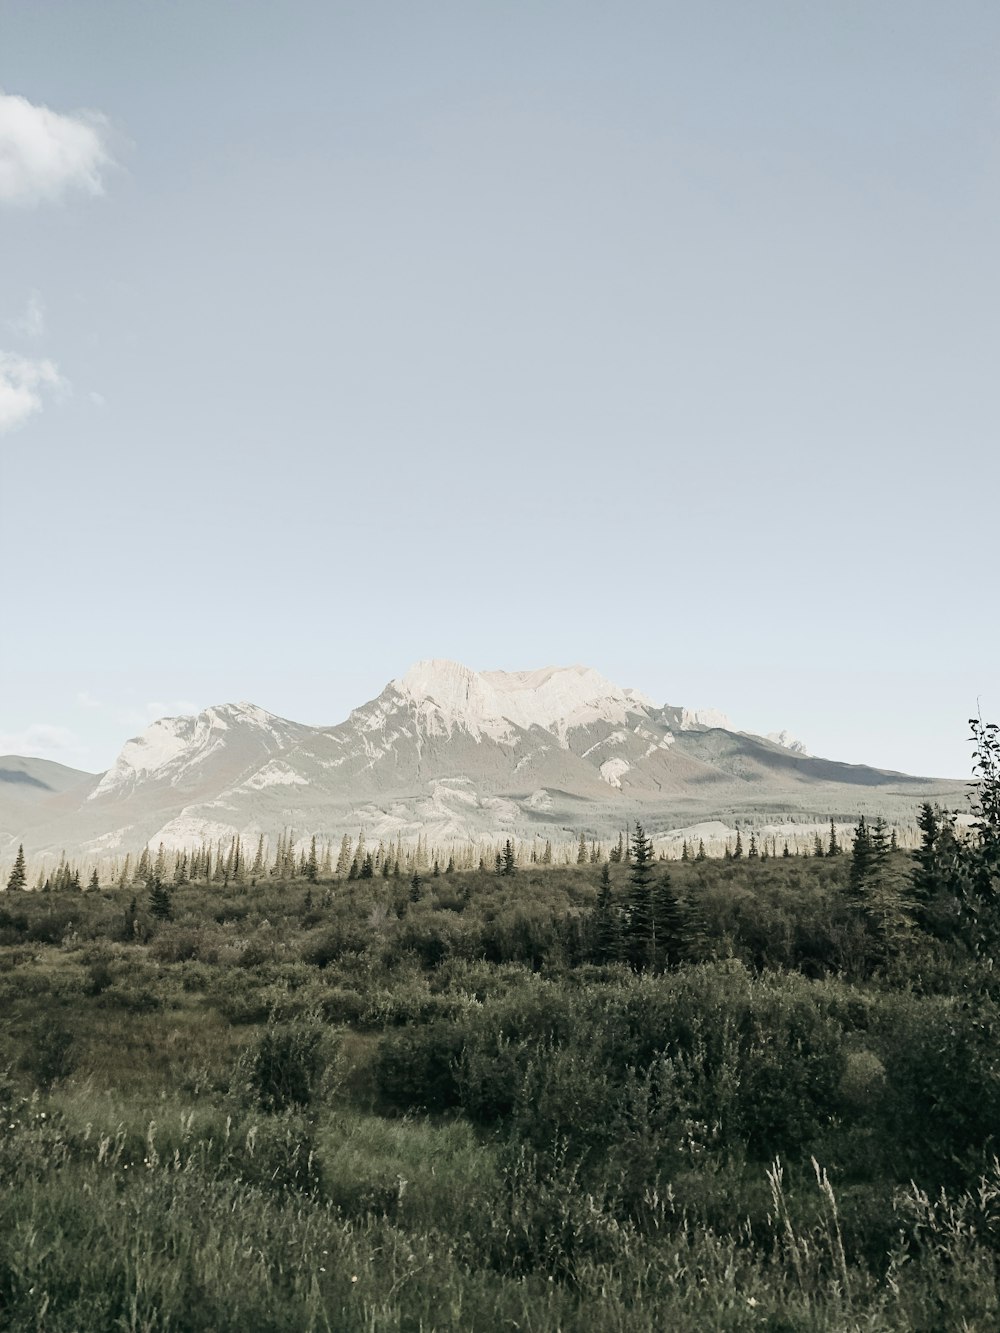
[1,857,999,1331]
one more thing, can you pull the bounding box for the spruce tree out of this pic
[6,844,27,892]
[503,840,516,877]
[591,861,619,964]
[652,872,685,971]
[848,816,872,901]
[306,835,319,884]
[733,829,743,860]
[148,874,173,920]
[577,833,587,864]
[625,821,655,970]
[88,868,100,891]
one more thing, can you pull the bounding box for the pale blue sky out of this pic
[1,1,997,778]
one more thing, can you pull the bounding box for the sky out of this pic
[0,0,997,780]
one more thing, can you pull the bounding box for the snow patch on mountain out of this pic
[600,758,630,788]
[392,660,656,746]
[766,730,809,755]
[235,761,309,791]
[680,708,731,732]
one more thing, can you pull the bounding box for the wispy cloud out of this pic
[76,690,103,710]
[0,350,66,434]
[0,87,114,207]
[116,700,200,731]
[6,290,44,339]
[0,723,82,762]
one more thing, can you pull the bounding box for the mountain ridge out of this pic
[0,660,965,861]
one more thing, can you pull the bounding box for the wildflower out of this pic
[351,1275,358,1283]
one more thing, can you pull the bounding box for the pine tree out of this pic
[748,831,759,859]
[591,861,619,963]
[577,832,587,864]
[306,835,319,884]
[148,875,173,920]
[782,841,791,858]
[6,844,27,892]
[409,870,422,902]
[503,840,516,877]
[696,839,707,862]
[88,868,100,891]
[625,822,655,970]
[652,872,686,971]
[848,816,872,902]
[828,819,841,857]
[335,835,352,878]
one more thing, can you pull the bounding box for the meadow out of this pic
[1,824,999,1331]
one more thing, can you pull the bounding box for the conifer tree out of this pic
[335,835,352,878]
[148,874,172,920]
[748,831,759,859]
[626,821,655,970]
[88,867,100,891]
[591,861,619,963]
[652,872,685,971]
[6,844,27,892]
[696,839,707,862]
[306,835,319,884]
[409,870,422,902]
[577,833,587,864]
[733,829,743,859]
[503,840,516,877]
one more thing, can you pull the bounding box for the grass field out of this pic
[1,850,999,1330]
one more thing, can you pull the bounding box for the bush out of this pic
[375,1022,465,1112]
[238,1016,330,1112]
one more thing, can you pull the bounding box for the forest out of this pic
[0,720,999,1331]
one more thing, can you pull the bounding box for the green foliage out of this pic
[238,1014,330,1112]
[6,756,1000,1329]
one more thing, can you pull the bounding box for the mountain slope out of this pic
[4,661,966,859]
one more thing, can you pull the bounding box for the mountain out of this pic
[1,660,966,862]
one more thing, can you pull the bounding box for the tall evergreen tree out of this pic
[6,843,27,892]
[625,821,655,970]
[828,819,841,857]
[652,872,686,971]
[591,861,619,963]
[148,874,173,921]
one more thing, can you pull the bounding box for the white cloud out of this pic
[0,723,82,762]
[76,691,103,710]
[6,290,45,339]
[0,350,66,433]
[88,390,106,408]
[0,88,113,206]
[116,700,200,730]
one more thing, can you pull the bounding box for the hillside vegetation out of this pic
[0,723,999,1330]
